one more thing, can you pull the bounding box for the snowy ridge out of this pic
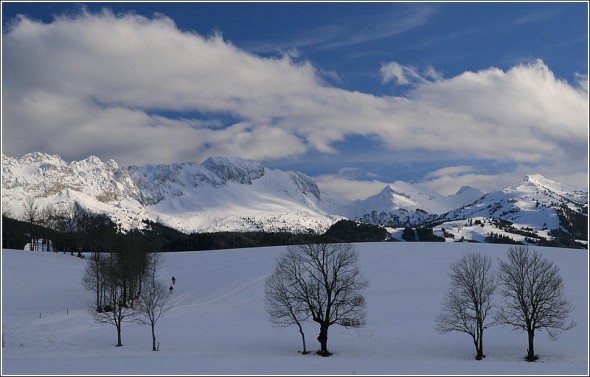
[435,175,588,245]
[2,153,346,234]
[524,174,588,206]
[202,156,266,185]
[444,175,587,225]
[2,153,149,229]
[1,153,140,203]
[1,152,587,245]
[350,180,484,227]
[134,166,344,234]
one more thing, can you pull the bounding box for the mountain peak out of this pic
[524,174,547,184]
[448,185,484,207]
[202,156,265,185]
[456,185,478,195]
[380,184,396,195]
[17,152,65,165]
[82,155,103,164]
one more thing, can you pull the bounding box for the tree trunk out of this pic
[476,337,484,360]
[297,322,307,354]
[122,282,128,307]
[317,324,330,356]
[116,324,123,347]
[526,330,536,361]
[151,324,157,351]
[472,336,481,360]
[95,282,100,310]
[476,325,485,360]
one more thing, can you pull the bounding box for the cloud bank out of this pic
[2,10,588,197]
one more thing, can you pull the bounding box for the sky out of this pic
[1,1,588,199]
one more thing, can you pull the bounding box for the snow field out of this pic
[1,242,587,375]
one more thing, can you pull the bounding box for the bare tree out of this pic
[496,246,576,361]
[23,197,39,224]
[133,280,174,351]
[436,252,496,360]
[39,204,58,252]
[57,202,79,255]
[265,256,311,354]
[83,251,108,310]
[22,197,39,250]
[84,231,154,347]
[89,253,134,347]
[147,252,165,288]
[269,243,368,356]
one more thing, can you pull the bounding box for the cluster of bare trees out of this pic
[81,236,577,361]
[265,243,574,362]
[265,243,368,357]
[83,248,173,350]
[20,198,104,256]
[436,245,575,362]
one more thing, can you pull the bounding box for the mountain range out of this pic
[1,152,587,248]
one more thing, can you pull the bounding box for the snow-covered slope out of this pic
[2,244,587,374]
[128,156,346,233]
[444,175,587,227]
[432,175,588,245]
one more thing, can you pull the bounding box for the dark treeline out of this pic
[323,219,391,243]
[2,211,390,253]
[2,211,129,255]
[142,219,390,251]
[401,226,445,242]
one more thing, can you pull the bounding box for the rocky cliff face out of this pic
[2,153,338,233]
[2,152,141,204]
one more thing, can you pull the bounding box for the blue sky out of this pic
[2,1,588,199]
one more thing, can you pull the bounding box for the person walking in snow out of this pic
[172,276,176,285]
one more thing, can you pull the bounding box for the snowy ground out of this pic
[1,242,588,375]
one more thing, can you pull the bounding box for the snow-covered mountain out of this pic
[2,152,149,229]
[431,174,588,246]
[126,155,348,233]
[444,174,586,224]
[349,181,483,226]
[1,153,347,233]
[2,153,587,246]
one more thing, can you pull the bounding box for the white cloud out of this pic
[380,62,425,85]
[575,73,588,93]
[425,165,475,180]
[403,60,588,163]
[2,10,587,195]
[424,65,443,81]
[315,174,388,201]
[380,62,443,86]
